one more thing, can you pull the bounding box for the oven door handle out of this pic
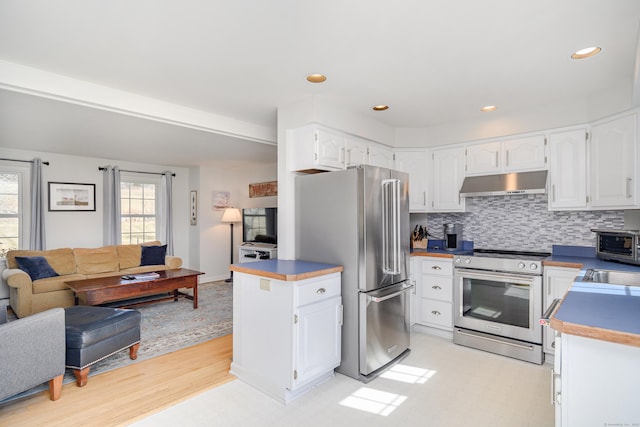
[455,269,536,284]
[368,284,414,303]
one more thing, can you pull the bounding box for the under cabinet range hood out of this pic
[459,170,548,197]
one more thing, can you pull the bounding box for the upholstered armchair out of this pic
[0,307,66,402]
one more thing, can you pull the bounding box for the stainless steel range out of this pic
[452,249,550,364]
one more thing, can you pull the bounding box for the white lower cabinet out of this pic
[558,333,640,426]
[542,266,579,355]
[230,271,342,404]
[416,257,453,333]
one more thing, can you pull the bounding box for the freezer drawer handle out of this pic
[368,284,414,303]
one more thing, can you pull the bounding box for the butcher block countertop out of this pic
[230,259,343,281]
[546,246,640,347]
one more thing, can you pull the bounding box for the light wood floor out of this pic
[0,334,234,427]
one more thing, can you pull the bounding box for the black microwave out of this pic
[592,228,640,265]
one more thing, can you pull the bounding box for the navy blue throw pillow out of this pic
[140,244,167,266]
[15,256,59,281]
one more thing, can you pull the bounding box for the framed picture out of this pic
[48,182,96,212]
[212,191,230,211]
[190,190,197,225]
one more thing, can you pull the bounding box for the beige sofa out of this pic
[2,241,182,318]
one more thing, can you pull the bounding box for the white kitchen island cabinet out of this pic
[229,259,343,404]
[551,280,640,426]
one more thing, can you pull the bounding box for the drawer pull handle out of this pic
[432,285,442,290]
[316,288,326,294]
[431,266,442,270]
[431,310,441,316]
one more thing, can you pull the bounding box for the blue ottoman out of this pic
[65,306,141,387]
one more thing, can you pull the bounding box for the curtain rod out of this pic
[98,167,175,177]
[0,157,50,165]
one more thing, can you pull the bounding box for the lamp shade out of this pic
[221,208,242,223]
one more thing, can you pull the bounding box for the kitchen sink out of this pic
[582,269,640,286]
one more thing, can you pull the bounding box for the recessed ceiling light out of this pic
[571,46,602,60]
[480,105,497,112]
[373,105,389,111]
[306,74,327,83]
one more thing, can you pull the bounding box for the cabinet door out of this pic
[430,147,465,212]
[368,143,394,168]
[294,296,342,387]
[316,128,346,170]
[543,267,579,354]
[590,113,637,208]
[345,136,369,167]
[502,135,547,172]
[548,129,588,210]
[395,151,428,211]
[465,141,500,175]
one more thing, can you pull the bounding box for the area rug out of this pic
[3,280,232,403]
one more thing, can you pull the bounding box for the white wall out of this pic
[197,162,277,282]
[0,146,190,263]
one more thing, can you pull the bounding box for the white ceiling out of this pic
[1,0,639,167]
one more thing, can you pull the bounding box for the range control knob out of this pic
[464,258,471,264]
[530,263,538,270]
[454,257,461,264]
[518,262,526,269]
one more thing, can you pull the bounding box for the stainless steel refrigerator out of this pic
[296,165,412,382]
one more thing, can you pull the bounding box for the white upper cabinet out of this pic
[430,146,465,212]
[465,135,547,176]
[368,143,394,169]
[288,124,394,172]
[344,136,369,168]
[465,141,501,175]
[548,129,588,210]
[395,150,428,212]
[589,113,638,208]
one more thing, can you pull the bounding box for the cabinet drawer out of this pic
[297,276,341,306]
[421,276,453,302]
[421,259,452,276]
[420,299,453,329]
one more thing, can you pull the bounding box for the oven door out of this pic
[454,268,542,344]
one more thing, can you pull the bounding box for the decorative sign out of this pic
[249,181,277,198]
[190,190,197,225]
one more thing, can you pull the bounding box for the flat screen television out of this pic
[242,207,277,244]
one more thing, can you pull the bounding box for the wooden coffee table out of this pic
[65,268,204,309]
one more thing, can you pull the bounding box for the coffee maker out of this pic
[443,223,462,251]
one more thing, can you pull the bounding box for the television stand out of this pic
[239,243,277,263]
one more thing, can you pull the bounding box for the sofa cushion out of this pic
[116,244,142,270]
[7,248,76,275]
[15,256,59,281]
[74,246,119,275]
[141,245,167,266]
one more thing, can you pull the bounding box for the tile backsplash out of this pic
[417,194,625,251]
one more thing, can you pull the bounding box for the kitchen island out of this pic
[548,250,640,427]
[229,259,344,404]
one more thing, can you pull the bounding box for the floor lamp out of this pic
[221,207,242,282]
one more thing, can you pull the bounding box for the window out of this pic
[120,177,158,244]
[0,168,25,256]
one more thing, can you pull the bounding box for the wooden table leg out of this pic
[193,281,198,309]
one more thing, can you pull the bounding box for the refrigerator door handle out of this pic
[368,284,414,303]
[382,178,401,274]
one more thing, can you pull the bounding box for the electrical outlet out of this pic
[260,278,271,291]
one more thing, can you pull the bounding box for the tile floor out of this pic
[130,332,554,427]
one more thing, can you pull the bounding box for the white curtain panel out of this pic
[102,166,121,245]
[29,158,46,250]
[160,171,174,255]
